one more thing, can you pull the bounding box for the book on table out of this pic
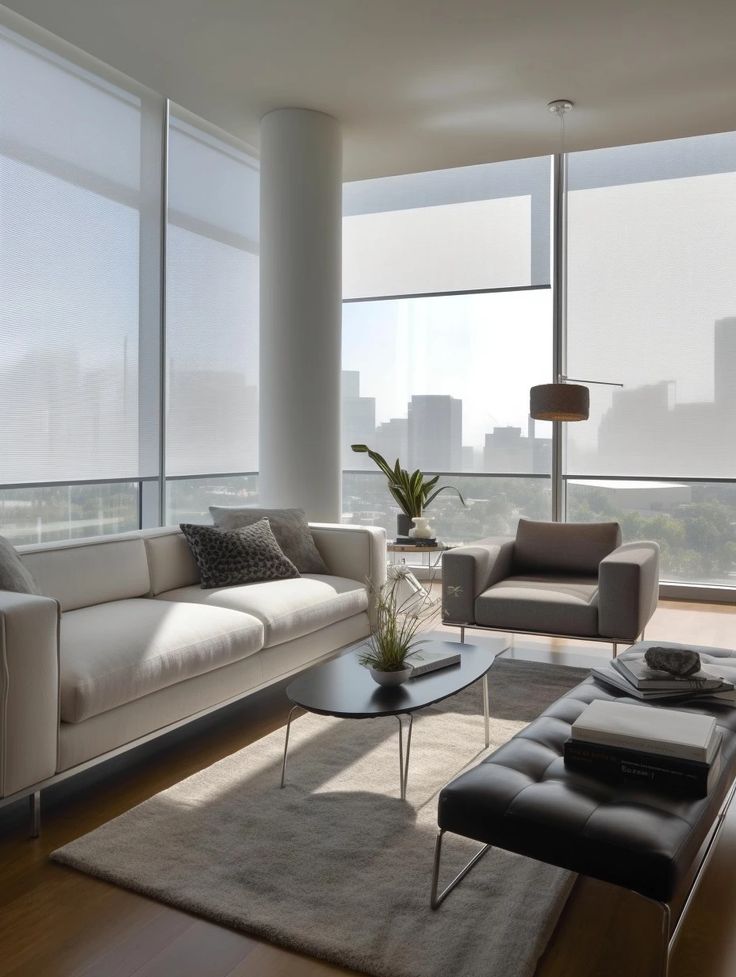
[565,699,722,797]
[612,656,731,692]
[571,699,720,762]
[592,663,736,703]
[564,734,722,797]
[410,648,461,676]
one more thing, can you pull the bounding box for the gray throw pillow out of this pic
[0,535,40,595]
[180,519,300,589]
[209,506,329,574]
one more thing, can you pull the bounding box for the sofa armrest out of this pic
[442,538,515,626]
[309,524,387,617]
[598,541,660,640]
[0,591,60,798]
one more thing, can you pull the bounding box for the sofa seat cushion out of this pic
[156,574,368,648]
[60,598,265,723]
[475,575,599,637]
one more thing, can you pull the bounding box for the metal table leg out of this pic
[482,673,490,748]
[395,713,414,800]
[280,705,299,788]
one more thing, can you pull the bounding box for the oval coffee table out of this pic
[280,638,506,799]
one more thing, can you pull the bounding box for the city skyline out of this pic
[343,316,736,477]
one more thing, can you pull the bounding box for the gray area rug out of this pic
[53,658,588,977]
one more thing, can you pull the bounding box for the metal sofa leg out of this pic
[639,896,671,977]
[430,829,492,909]
[658,901,671,977]
[29,790,41,839]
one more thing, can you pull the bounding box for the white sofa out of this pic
[0,522,385,830]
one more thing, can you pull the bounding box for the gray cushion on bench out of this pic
[438,641,736,904]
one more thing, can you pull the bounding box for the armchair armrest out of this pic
[0,591,60,797]
[598,541,660,640]
[309,523,387,619]
[442,537,515,626]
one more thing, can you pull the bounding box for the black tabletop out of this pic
[286,638,502,719]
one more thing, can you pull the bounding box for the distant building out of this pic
[408,395,462,471]
[483,421,551,474]
[461,445,476,472]
[342,370,376,469]
[375,417,408,464]
[596,317,736,476]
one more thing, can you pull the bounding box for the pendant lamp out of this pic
[530,382,589,422]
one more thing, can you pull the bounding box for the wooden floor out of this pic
[1,599,735,977]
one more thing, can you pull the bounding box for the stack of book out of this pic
[564,699,722,797]
[394,536,438,547]
[592,653,736,704]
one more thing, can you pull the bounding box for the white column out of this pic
[259,108,342,522]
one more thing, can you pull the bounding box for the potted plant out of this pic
[358,571,430,686]
[351,444,466,538]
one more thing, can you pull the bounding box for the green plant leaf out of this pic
[424,484,467,508]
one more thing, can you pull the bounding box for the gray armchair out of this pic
[442,518,660,656]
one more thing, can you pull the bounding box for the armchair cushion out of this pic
[513,518,621,577]
[475,575,599,637]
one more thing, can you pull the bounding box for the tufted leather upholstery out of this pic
[438,643,736,903]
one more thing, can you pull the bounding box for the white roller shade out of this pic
[165,115,259,477]
[343,156,550,300]
[0,22,163,484]
[566,132,736,479]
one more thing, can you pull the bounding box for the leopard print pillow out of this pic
[180,518,300,589]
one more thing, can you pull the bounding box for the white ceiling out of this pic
[4,0,736,180]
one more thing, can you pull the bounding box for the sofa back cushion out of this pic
[513,518,622,577]
[142,528,200,596]
[209,506,329,574]
[19,534,150,611]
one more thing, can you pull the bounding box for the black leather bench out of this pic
[431,642,736,977]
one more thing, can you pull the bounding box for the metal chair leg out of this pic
[430,828,493,909]
[459,626,465,643]
[612,642,618,658]
[29,791,40,838]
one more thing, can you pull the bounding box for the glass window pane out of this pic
[165,115,259,477]
[343,156,550,299]
[343,472,550,543]
[342,290,552,474]
[567,132,736,479]
[166,475,259,525]
[0,482,139,545]
[568,479,736,586]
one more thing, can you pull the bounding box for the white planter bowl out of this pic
[369,666,413,687]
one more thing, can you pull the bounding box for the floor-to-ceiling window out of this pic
[0,16,259,542]
[341,158,553,542]
[566,132,736,588]
[165,111,260,523]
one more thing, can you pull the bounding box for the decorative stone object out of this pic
[644,646,701,677]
